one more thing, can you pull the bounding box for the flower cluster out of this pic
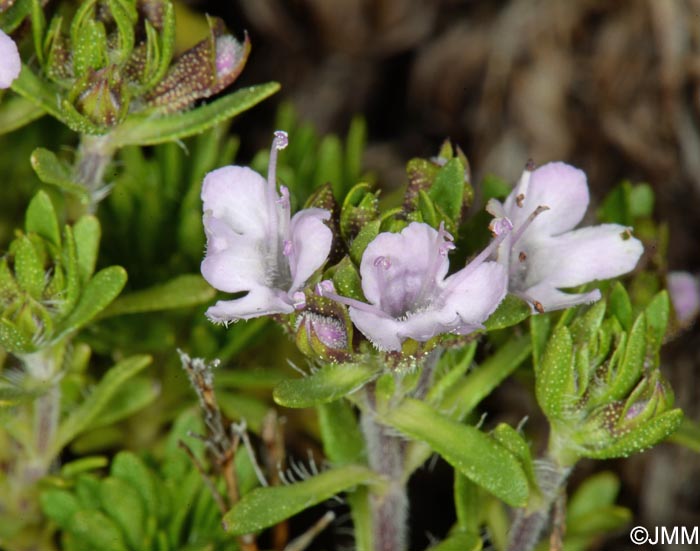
[200,133,644,355]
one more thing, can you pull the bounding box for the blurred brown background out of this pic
[198,1,700,549]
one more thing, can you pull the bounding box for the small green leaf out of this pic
[223,465,383,535]
[429,158,464,223]
[384,399,529,507]
[73,216,101,284]
[607,313,646,402]
[111,452,160,521]
[454,474,480,533]
[60,456,109,478]
[331,256,366,301]
[40,489,80,530]
[344,116,366,188]
[484,295,531,331]
[0,319,33,354]
[315,134,343,199]
[439,336,531,419]
[644,291,669,355]
[0,94,45,136]
[54,266,127,338]
[417,190,439,228]
[30,148,90,202]
[84,377,159,431]
[99,274,215,318]
[12,67,82,131]
[582,409,683,459]
[13,235,45,299]
[427,342,477,404]
[273,363,379,408]
[530,313,551,374]
[492,424,537,495]
[536,326,574,421]
[52,355,152,455]
[100,477,145,550]
[608,282,632,331]
[349,219,381,265]
[318,400,365,466]
[26,191,61,247]
[111,82,280,147]
[68,510,129,551]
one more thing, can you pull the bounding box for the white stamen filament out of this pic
[445,218,513,294]
[316,280,393,320]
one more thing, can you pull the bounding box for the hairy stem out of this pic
[506,459,571,551]
[75,134,115,214]
[361,391,408,551]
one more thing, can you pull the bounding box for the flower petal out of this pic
[201,214,268,293]
[201,166,272,240]
[513,162,589,237]
[288,208,333,292]
[348,308,403,351]
[524,224,643,290]
[0,30,20,89]
[519,284,601,312]
[443,261,508,325]
[360,223,449,317]
[205,286,293,323]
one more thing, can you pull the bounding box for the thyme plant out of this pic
[0,2,694,551]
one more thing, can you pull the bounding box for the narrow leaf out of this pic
[52,355,152,454]
[26,191,60,247]
[273,363,379,408]
[384,399,529,507]
[99,274,215,318]
[111,83,280,147]
[223,465,383,535]
[54,266,127,338]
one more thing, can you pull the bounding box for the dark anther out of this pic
[533,300,545,313]
[519,251,527,262]
[516,194,525,208]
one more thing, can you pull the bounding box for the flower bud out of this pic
[294,293,352,362]
[73,66,127,128]
[145,18,249,113]
[617,370,674,431]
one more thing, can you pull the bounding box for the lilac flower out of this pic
[0,30,20,89]
[487,162,644,312]
[201,131,333,322]
[319,222,509,351]
[667,271,700,327]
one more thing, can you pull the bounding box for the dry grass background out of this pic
[198,1,700,548]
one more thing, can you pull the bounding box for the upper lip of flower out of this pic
[319,221,510,351]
